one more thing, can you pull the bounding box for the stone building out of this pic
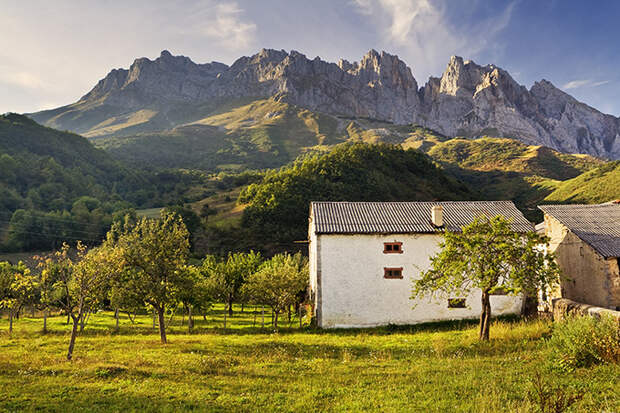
[308,201,532,328]
[538,202,620,311]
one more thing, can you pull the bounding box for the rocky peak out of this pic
[439,55,488,97]
[33,48,620,160]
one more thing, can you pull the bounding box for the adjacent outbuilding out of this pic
[538,201,620,311]
[308,201,532,328]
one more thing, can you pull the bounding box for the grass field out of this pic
[0,306,617,412]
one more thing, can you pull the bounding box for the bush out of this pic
[547,315,619,371]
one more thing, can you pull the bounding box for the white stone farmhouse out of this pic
[538,202,620,311]
[308,201,533,328]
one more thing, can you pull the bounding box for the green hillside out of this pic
[424,137,605,219]
[0,114,206,251]
[96,98,449,172]
[237,143,472,250]
[543,161,620,203]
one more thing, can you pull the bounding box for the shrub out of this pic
[547,315,619,371]
[527,370,584,413]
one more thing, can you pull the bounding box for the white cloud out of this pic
[0,71,46,90]
[563,79,610,90]
[351,0,516,80]
[184,1,257,50]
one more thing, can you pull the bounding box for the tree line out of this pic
[0,211,309,360]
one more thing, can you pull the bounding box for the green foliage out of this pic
[241,252,308,328]
[0,260,37,331]
[200,250,262,314]
[0,114,209,252]
[105,211,191,343]
[240,143,471,245]
[547,315,620,371]
[527,370,585,413]
[544,161,620,203]
[413,215,560,340]
[426,137,606,221]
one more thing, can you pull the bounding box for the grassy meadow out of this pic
[0,307,617,412]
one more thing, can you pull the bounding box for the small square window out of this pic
[448,298,466,308]
[383,242,403,254]
[384,267,403,279]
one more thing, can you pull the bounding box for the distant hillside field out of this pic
[543,161,620,203]
[95,98,449,172]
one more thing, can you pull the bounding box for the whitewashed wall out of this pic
[311,233,523,328]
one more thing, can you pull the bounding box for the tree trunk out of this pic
[274,311,279,329]
[479,290,491,341]
[157,306,167,344]
[114,309,119,332]
[79,310,87,332]
[261,305,265,328]
[188,305,194,333]
[299,305,302,328]
[228,298,233,317]
[43,310,48,334]
[167,306,176,327]
[241,303,244,313]
[288,305,291,323]
[67,314,80,361]
[66,312,70,325]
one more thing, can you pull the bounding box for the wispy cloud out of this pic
[183,1,257,50]
[0,71,46,90]
[563,79,610,90]
[351,0,516,80]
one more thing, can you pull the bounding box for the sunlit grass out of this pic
[0,306,617,412]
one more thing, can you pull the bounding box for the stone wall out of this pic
[544,214,618,309]
[552,298,620,326]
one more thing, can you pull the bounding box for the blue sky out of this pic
[1,0,619,116]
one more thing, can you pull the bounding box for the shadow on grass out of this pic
[0,313,527,340]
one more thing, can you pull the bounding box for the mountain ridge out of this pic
[30,48,620,159]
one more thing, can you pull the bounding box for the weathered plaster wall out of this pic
[544,214,618,309]
[312,233,522,328]
[608,258,620,310]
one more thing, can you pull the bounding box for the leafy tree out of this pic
[34,254,61,333]
[106,211,190,343]
[37,242,109,359]
[242,252,308,329]
[199,203,217,222]
[412,215,560,341]
[0,261,38,333]
[175,264,207,332]
[203,251,262,316]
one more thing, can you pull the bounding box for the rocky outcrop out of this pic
[30,49,620,159]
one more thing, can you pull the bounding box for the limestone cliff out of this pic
[30,49,620,159]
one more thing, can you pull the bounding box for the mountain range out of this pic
[30,49,620,160]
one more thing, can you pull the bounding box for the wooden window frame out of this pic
[384,267,403,279]
[383,242,403,254]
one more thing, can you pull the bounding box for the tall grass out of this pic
[0,309,618,412]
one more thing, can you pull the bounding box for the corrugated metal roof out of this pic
[539,202,620,258]
[311,201,533,234]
